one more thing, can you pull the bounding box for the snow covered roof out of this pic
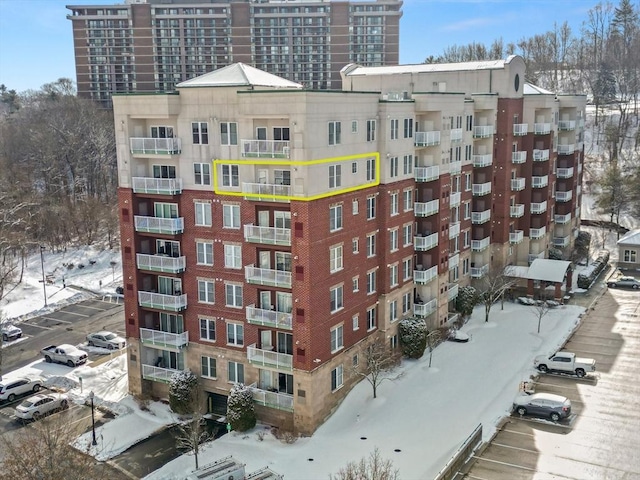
[526,259,572,283]
[524,83,554,95]
[343,57,513,77]
[177,63,303,89]
[504,265,530,279]
[617,229,640,246]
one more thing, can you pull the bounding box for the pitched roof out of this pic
[526,259,572,283]
[524,83,554,95]
[343,58,509,77]
[177,63,303,89]
[617,229,640,246]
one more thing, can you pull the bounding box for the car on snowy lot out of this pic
[513,392,571,422]
[1,323,22,342]
[517,296,536,305]
[607,276,640,290]
[534,351,596,378]
[41,344,88,367]
[0,377,43,402]
[447,330,470,343]
[86,331,126,350]
[14,393,69,421]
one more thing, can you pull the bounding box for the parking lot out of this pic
[461,285,640,480]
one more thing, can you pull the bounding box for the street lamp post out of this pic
[89,391,97,446]
[40,246,47,307]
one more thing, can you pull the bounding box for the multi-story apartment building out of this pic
[67,0,402,107]
[113,56,585,434]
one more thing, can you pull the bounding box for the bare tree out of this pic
[530,301,552,334]
[426,330,441,368]
[476,262,517,323]
[174,379,211,471]
[329,447,399,480]
[352,336,400,399]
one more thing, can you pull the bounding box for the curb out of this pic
[106,459,139,480]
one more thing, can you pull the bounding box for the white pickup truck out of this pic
[534,351,596,378]
[41,344,88,367]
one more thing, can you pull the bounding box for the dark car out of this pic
[607,276,640,289]
[513,392,571,422]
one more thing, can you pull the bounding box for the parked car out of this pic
[86,331,126,350]
[448,330,470,343]
[517,296,536,305]
[41,344,88,367]
[1,323,22,342]
[533,351,596,378]
[607,276,640,289]
[513,392,571,422]
[14,393,68,421]
[0,377,43,402]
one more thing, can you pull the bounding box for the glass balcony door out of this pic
[159,312,184,334]
[154,202,178,219]
[158,276,182,295]
[152,165,176,179]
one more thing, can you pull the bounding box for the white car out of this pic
[0,377,43,402]
[1,323,23,342]
[14,393,69,421]
[86,331,126,350]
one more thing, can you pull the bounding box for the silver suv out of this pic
[513,392,571,422]
[0,377,43,402]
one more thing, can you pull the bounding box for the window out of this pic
[228,361,244,383]
[389,264,398,287]
[403,154,413,175]
[403,118,413,138]
[352,276,359,292]
[352,314,359,331]
[366,270,376,294]
[220,122,238,145]
[390,119,399,140]
[366,196,376,220]
[201,356,216,378]
[273,127,290,141]
[222,204,240,228]
[463,230,470,248]
[330,244,343,272]
[153,165,176,179]
[466,115,473,131]
[403,224,413,246]
[274,169,291,186]
[402,292,411,314]
[352,162,358,174]
[464,173,472,191]
[464,202,471,220]
[330,284,344,312]
[390,192,399,216]
[331,364,343,391]
[390,229,399,252]
[624,250,637,262]
[330,325,344,352]
[390,335,398,349]
[366,306,377,330]
[198,280,215,303]
[366,158,376,181]
[366,233,376,258]
[224,244,242,269]
[329,164,342,188]
[329,204,342,232]
[366,119,376,142]
[389,300,398,322]
[225,283,243,308]
[221,165,239,187]
[462,257,470,275]
[402,257,412,280]
[389,156,398,178]
[329,121,342,145]
[353,354,359,367]
[403,189,413,211]
[196,241,213,265]
[352,199,359,215]
[351,120,358,133]
[200,317,216,341]
[352,237,359,254]
[465,144,472,161]
[192,122,209,144]
[195,202,212,226]
[194,163,211,185]
[227,323,244,346]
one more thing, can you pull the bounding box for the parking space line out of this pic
[40,316,74,323]
[78,304,110,312]
[492,442,539,454]
[54,311,89,318]
[22,323,53,330]
[471,456,536,471]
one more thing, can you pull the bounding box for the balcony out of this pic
[449,222,460,239]
[558,120,576,131]
[138,291,187,312]
[553,235,570,247]
[471,236,490,251]
[136,253,186,274]
[245,265,292,289]
[130,137,181,155]
[555,191,573,202]
[414,232,438,251]
[450,192,461,208]
[513,123,528,136]
[471,209,491,224]
[531,200,547,214]
[509,230,524,244]
[510,204,525,218]
[473,125,494,138]
[140,328,189,350]
[533,149,550,162]
[142,364,183,384]
[512,151,526,164]
[447,283,459,301]
[532,175,548,188]
[132,177,183,195]
[242,183,292,202]
[414,199,439,217]
[534,123,551,135]
[134,216,184,235]
[558,144,575,155]
[472,153,493,168]
[451,128,463,142]
[414,265,438,285]
[415,165,440,182]
[511,178,525,191]
[470,264,489,278]
[449,160,462,175]
[554,213,571,224]
[472,182,492,196]
[247,344,293,371]
[448,253,460,270]
[244,224,292,246]
[413,298,437,317]
[556,167,574,179]
[242,139,290,158]
[250,387,293,412]
[530,226,546,239]
[246,305,293,330]
[415,131,441,147]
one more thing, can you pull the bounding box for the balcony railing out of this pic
[130,137,181,155]
[558,144,575,155]
[415,166,440,182]
[470,264,489,278]
[414,199,439,217]
[554,213,571,224]
[134,216,184,235]
[142,364,182,384]
[555,191,573,202]
[450,192,461,208]
[136,253,186,274]
[414,232,438,251]
[534,123,551,135]
[138,291,187,312]
[473,125,494,138]
[415,131,441,147]
[531,201,547,214]
[471,209,491,224]
[532,175,548,188]
[250,387,293,412]
[449,160,462,175]
[472,153,493,168]
[244,224,292,246]
[413,298,437,317]
[510,204,525,218]
[245,265,292,288]
[513,123,528,136]
[242,139,290,158]
[246,305,293,330]
[556,167,574,178]
[511,178,525,191]
[449,222,460,239]
[242,183,292,202]
[140,328,189,349]
[132,177,183,195]
[471,237,490,251]
[447,283,459,301]
[414,265,438,285]
[533,149,550,161]
[558,120,576,131]
[450,128,463,142]
[553,236,570,247]
[530,226,546,239]
[247,344,293,371]
[448,253,459,270]
[512,151,526,164]
[509,230,524,244]
[472,182,492,196]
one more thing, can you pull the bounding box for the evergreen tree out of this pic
[226,384,256,432]
[169,370,199,415]
[398,317,427,359]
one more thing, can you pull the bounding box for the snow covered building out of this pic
[616,229,640,270]
[113,56,586,434]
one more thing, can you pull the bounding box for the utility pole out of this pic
[40,246,47,307]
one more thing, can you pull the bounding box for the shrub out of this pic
[455,285,477,318]
[169,370,199,415]
[226,384,256,432]
[398,317,427,359]
[577,250,609,289]
[548,248,563,260]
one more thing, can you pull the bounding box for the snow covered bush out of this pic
[226,384,256,432]
[548,247,563,260]
[398,317,427,359]
[169,370,199,415]
[455,285,477,319]
[572,230,591,262]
